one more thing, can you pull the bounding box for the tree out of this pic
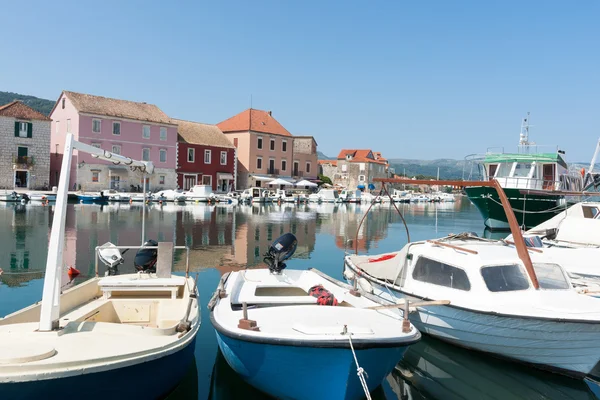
[318,174,332,186]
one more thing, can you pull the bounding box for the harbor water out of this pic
[0,198,596,399]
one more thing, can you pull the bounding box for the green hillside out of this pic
[0,91,55,116]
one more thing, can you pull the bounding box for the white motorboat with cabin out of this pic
[339,189,361,203]
[209,233,421,400]
[154,189,187,202]
[308,188,340,203]
[101,189,131,202]
[183,184,215,202]
[343,178,600,378]
[0,191,21,202]
[240,187,271,203]
[0,134,200,399]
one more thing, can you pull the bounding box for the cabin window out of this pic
[488,164,498,178]
[496,163,512,178]
[533,263,569,290]
[481,265,530,292]
[412,257,471,291]
[513,163,532,178]
[582,206,600,219]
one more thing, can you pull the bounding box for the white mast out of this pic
[39,133,154,331]
[588,138,600,175]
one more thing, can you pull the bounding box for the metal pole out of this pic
[141,172,146,245]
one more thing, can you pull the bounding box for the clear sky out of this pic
[1,1,599,161]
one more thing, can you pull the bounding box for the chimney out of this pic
[267,111,272,116]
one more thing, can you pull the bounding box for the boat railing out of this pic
[494,175,583,191]
[94,245,191,278]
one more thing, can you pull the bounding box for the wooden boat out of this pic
[343,178,600,378]
[209,233,421,400]
[0,134,200,399]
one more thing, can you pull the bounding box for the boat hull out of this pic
[215,331,407,400]
[1,336,196,400]
[344,264,600,377]
[465,186,564,229]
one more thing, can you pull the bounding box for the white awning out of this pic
[251,175,274,181]
[295,179,318,187]
[217,173,234,180]
[267,178,294,186]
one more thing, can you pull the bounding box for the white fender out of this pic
[358,277,374,294]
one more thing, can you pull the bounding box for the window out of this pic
[110,175,120,189]
[142,148,150,161]
[92,119,101,133]
[359,163,365,173]
[204,149,211,164]
[142,125,150,139]
[112,121,121,135]
[159,149,167,163]
[412,257,471,291]
[56,121,59,134]
[533,263,570,289]
[282,140,287,152]
[341,164,347,172]
[188,148,195,162]
[270,139,275,151]
[160,127,167,141]
[488,164,498,178]
[91,143,101,148]
[202,175,212,186]
[62,98,65,109]
[111,145,121,155]
[358,175,366,182]
[269,159,275,172]
[233,138,238,148]
[67,119,71,133]
[306,162,311,174]
[281,160,287,171]
[514,163,532,178]
[220,151,227,165]
[257,136,263,149]
[481,265,530,292]
[159,175,165,185]
[92,171,99,182]
[257,157,263,169]
[18,122,28,137]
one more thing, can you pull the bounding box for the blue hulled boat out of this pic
[208,233,421,400]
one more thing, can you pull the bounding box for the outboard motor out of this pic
[263,233,297,274]
[134,239,159,272]
[20,193,29,203]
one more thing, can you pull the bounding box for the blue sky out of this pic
[1,1,599,161]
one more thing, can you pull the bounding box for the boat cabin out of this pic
[482,153,581,191]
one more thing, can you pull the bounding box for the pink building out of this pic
[50,91,178,191]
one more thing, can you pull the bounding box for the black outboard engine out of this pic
[134,239,158,272]
[20,193,29,202]
[263,233,297,274]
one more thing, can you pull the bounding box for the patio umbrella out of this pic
[294,179,318,187]
[267,178,294,186]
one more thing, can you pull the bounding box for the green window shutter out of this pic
[27,123,32,138]
[14,121,19,137]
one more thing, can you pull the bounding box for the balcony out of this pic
[13,155,34,169]
[267,168,279,175]
[293,170,303,177]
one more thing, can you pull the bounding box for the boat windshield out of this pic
[412,257,471,291]
[532,263,570,290]
[495,163,512,178]
[481,265,530,292]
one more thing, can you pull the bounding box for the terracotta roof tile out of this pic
[0,101,51,121]
[174,119,234,148]
[337,149,387,164]
[318,160,337,166]
[217,108,292,136]
[62,91,173,125]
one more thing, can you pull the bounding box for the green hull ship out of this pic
[466,113,589,230]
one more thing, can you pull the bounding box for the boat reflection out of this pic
[387,336,597,400]
[164,359,199,399]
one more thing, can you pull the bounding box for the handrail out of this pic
[374,177,540,289]
[94,245,191,278]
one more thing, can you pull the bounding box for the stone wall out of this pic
[75,163,177,192]
[0,116,51,189]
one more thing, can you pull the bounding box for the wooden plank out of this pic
[427,240,478,254]
[504,239,543,253]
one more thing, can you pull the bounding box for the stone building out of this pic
[328,149,391,191]
[0,101,51,189]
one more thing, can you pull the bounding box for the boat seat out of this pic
[98,275,186,299]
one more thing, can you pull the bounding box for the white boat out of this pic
[360,192,376,204]
[343,234,600,377]
[0,191,20,202]
[101,189,131,202]
[270,189,296,203]
[209,233,421,400]
[182,184,215,202]
[240,187,271,203]
[0,133,200,398]
[27,193,56,202]
[154,189,186,202]
[339,189,361,203]
[310,188,340,203]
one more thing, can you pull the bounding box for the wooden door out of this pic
[542,164,555,189]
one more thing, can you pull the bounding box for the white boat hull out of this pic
[345,265,600,377]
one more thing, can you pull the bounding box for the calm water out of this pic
[0,198,595,399]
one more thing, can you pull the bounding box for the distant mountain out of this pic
[317,151,335,160]
[0,91,55,116]
[388,158,473,180]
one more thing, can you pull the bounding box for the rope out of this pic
[347,333,372,400]
[484,195,568,214]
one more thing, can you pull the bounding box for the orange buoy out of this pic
[67,266,80,277]
[581,168,586,177]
